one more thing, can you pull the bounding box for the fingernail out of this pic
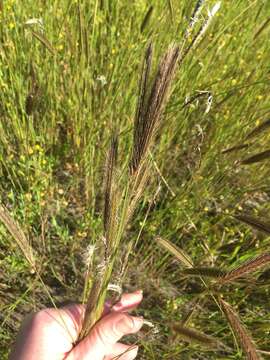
[130,345,139,355]
[115,315,144,333]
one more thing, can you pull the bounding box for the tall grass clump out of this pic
[78,0,224,342]
[79,42,181,340]
[1,0,270,359]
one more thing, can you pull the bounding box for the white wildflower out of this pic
[96,75,107,86]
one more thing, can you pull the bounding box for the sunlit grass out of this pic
[1,0,270,358]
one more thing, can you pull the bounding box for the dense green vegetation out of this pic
[1,0,270,358]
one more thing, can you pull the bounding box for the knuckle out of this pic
[114,314,135,335]
[93,313,135,348]
[94,321,115,347]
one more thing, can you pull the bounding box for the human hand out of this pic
[9,290,143,360]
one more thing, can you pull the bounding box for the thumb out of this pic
[67,312,143,360]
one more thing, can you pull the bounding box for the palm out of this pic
[15,305,84,360]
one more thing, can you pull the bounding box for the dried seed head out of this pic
[221,252,270,284]
[171,324,226,350]
[107,283,122,295]
[130,44,180,174]
[241,149,270,165]
[219,298,261,359]
[82,244,96,267]
[0,204,36,269]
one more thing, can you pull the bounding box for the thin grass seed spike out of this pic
[80,136,119,339]
[183,267,226,278]
[180,297,201,326]
[125,169,150,226]
[157,237,193,268]
[241,149,270,165]
[245,118,270,140]
[219,298,261,360]
[221,143,250,154]
[133,43,153,155]
[253,17,270,40]
[26,63,40,115]
[0,204,36,269]
[130,45,180,174]
[140,5,154,33]
[171,324,226,350]
[221,253,270,284]
[103,134,118,257]
[233,213,270,235]
[31,30,56,55]
[78,270,107,341]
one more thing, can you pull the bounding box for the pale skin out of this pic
[9,290,144,360]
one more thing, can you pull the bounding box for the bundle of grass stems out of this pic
[78,0,222,342]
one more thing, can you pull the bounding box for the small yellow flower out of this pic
[78,231,87,238]
[231,79,237,86]
[28,147,34,155]
[34,144,42,152]
[25,193,32,201]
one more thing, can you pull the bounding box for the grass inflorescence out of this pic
[0,0,270,359]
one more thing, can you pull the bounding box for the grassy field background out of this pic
[1,0,270,358]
